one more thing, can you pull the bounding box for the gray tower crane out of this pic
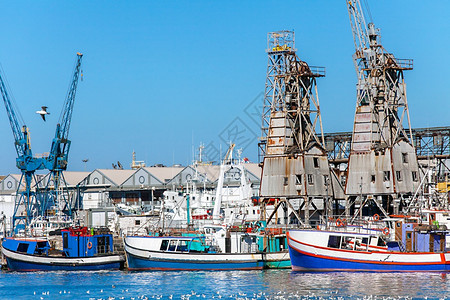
[259,31,330,226]
[345,0,420,218]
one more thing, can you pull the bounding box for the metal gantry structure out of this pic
[0,68,41,231]
[259,31,332,226]
[0,53,83,233]
[345,0,421,217]
[325,127,450,165]
[41,52,84,217]
[260,31,326,158]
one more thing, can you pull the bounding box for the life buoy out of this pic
[373,214,380,221]
[382,227,390,235]
[87,241,93,249]
[336,218,344,227]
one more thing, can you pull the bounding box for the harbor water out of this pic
[1,269,449,299]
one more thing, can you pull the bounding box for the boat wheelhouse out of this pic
[2,227,124,271]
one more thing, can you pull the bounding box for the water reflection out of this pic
[284,271,450,298]
[1,269,450,299]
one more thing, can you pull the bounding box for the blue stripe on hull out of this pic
[127,253,263,271]
[6,257,121,272]
[288,247,450,272]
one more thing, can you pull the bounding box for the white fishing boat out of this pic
[288,217,450,272]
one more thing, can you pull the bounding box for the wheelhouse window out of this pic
[160,240,169,251]
[383,171,390,182]
[412,171,418,182]
[327,235,341,249]
[378,238,386,247]
[63,232,68,249]
[17,243,29,253]
[177,240,189,252]
[361,237,369,250]
[341,236,356,250]
[168,240,177,251]
[283,177,288,186]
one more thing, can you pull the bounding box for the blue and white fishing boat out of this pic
[288,220,450,272]
[125,234,264,270]
[2,227,124,271]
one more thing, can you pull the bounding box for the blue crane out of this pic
[41,53,83,217]
[0,53,83,233]
[0,67,46,232]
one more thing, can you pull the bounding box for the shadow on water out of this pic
[1,269,450,299]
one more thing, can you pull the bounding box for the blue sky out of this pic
[0,0,448,175]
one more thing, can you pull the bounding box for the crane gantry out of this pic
[0,53,83,233]
[345,0,420,217]
[42,53,83,218]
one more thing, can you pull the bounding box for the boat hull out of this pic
[288,230,450,272]
[124,237,264,271]
[2,247,124,272]
[262,251,291,269]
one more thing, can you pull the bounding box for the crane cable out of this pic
[362,0,373,24]
[0,63,26,127]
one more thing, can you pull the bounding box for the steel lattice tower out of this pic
[259,31,330,226]
[345,0,420,217]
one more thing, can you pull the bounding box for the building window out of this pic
[402,153,408,163]
[295,175,302,185]
[412,171,418,182]
[340,175,346,186]
[135,220,141,226]
[323,175,329,185]
[283,177,288,186]
[396,171,402,182]
[371,175,376,183]
[307,174,314,185]
[383,171,390,182]
[313,157,319,168]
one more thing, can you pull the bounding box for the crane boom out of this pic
[41,52,84,219]
[344,0,420,216]
[0,71,29,158]
[49,53,83,171]
[347,0,370,56]
[0,64,46,232]
[59,52,83,142]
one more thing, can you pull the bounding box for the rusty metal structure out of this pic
[325,127,450,165]
[345,0,421,217]
[259,31,331,226]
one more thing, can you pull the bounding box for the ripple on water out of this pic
[0,269,449,299]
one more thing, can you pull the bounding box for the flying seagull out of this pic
[36,106,50,121]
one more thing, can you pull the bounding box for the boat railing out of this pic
[319,215,387,234]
